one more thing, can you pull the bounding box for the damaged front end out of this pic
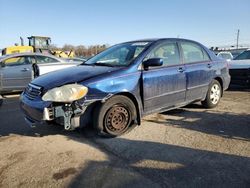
[43,100,87,130]
[21,83,114,131]
[42,94,113,130]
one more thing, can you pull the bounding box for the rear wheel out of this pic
[202,80,222,108]
[94,95,136,137]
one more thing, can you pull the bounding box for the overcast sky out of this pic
[0,0,249,48]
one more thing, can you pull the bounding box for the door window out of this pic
[146,42,180,66]
[36,56,59,64]
[3,56,31,66]
[181,42,210,64]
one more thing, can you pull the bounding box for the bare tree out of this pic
[49,44,109,57]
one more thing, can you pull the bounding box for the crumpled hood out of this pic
[31,65,120,90]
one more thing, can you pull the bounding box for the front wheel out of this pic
[93,95,137,137]
[201,80,222,108]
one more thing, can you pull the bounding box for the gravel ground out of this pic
[0,89,249,188]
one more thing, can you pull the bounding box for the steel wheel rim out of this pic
[210,84,221,104]
[104,105,131,134]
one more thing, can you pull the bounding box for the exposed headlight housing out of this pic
[42,84,88,102]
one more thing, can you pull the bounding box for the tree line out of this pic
[50,44,109,57]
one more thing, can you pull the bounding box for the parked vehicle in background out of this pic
[228,49,250,87]
[217,51,233,61]
[0,53,81,95]
[20,38,230,137]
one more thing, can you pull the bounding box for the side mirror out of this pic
[143,58,163,70]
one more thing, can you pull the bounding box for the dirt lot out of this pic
[0,89,249,188]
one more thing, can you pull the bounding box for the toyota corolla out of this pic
[20,38,230,137]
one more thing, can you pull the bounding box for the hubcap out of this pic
[210,84,221,104]
[104,105,130,134]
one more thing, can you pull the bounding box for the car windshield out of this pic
[234,50,250,60]
[84,42,150,67]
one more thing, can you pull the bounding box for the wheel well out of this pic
[115,92,141,125]
[214,77,223,96]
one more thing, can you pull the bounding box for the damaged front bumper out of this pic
[20,92,113,130]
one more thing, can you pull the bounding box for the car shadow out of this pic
[144,105,250,141]
[0,96,250,187]
[228,85,250,92]
[67,135,250,188]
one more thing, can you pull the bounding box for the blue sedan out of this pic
[20,38,231,137]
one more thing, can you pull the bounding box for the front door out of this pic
[142,41,186,114]
[0,56,33,92]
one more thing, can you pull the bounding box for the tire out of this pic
[93,95,137,137]
[201,80,222,108]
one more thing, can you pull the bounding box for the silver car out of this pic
[0,53,81,95]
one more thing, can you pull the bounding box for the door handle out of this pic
[21,68,29,72]
[178,67,185,73]
[207,63,212,68]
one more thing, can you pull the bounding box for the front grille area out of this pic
[25,84,42,100]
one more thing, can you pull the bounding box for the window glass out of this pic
[27,56,36,64]
[146,42,180,66]
[202,49,210,61]
[85,42,150,66]
[3,56,30,66]
[36,56,59,64]
[98,47,129,64]
[133,47,145,58]
[181,42,209,63]
[234,51,250,60]
[34,38,49,48]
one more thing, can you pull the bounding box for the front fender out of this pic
[82,71,143,125]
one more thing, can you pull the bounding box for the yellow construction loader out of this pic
[1,36,75,58]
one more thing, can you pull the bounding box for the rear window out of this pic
[234,51,250,60]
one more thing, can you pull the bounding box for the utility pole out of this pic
[236,29,240,49]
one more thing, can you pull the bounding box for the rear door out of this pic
[142,41,186,114]
[179,41,214,102]
[0,56,33,91]
[35,55,62,75]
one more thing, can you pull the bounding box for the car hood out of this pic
[229,60,250,69]
[31,65,121,90]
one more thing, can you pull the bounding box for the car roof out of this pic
[125,38,201,43]
[0,53,63,61]
[218,51,232,54]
